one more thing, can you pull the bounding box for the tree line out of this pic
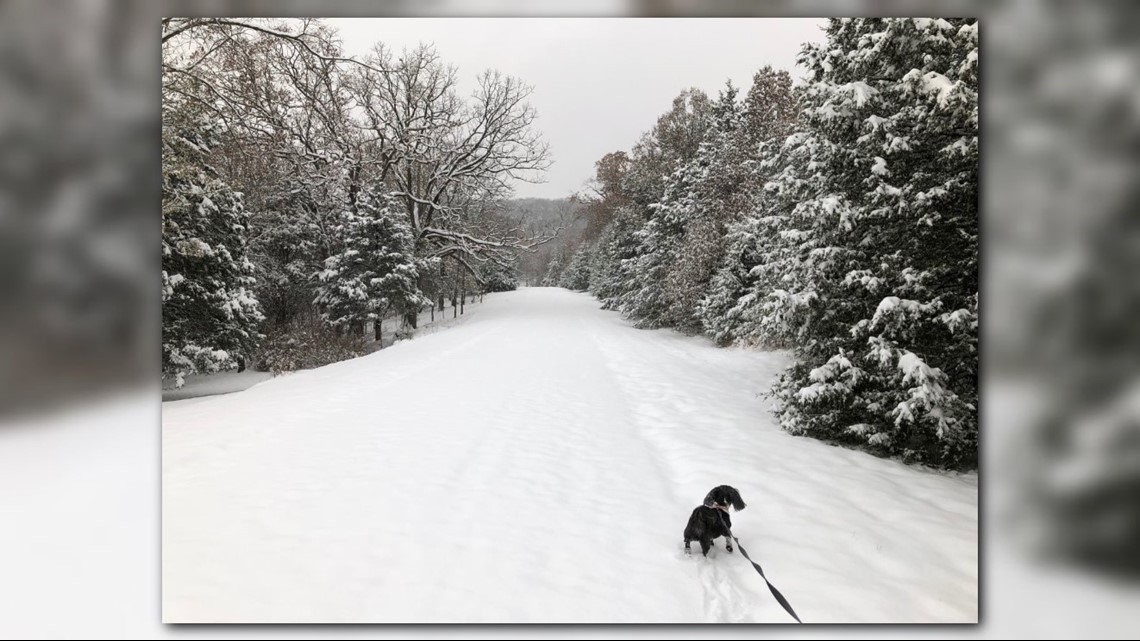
[549,18,978,469]
[162,19,549,384]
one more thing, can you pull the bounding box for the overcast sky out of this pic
[326,18,826,199]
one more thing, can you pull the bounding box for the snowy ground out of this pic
[162,287,977,624]
[162,370,274,402]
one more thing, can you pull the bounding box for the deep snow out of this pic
[162,287,977,623]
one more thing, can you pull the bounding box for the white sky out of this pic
[326,18,826,199]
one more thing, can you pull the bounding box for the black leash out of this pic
[715,509,803,623]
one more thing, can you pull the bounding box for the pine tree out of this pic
[700,214,765,346]
[698,69,799,344]
[768,18,979,469]
[162,113,264,387]
[559,244,593,291]
[621,160,701,327]
[714,129,820,350]
[661,83,750,334]
[315,189,428,339]
[590,90,712,318]
[249,174,332,328]
[481,257,520,293]
[542,251,566,286]
[587,205,644,309]
[618,90,715,328]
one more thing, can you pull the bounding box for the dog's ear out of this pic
[727,486,746,511]
[703,485,747,510]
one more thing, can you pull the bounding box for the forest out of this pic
[162,18,977,469]
[544,19,977,469]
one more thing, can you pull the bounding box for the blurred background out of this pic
[2,0,1139,638]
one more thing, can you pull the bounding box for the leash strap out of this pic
[716,511,803,623]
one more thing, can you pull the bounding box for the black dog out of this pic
[684,485,747,556]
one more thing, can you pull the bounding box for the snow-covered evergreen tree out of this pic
[700,214,764,346]
[162,112,264,387]
[661,83,751,334]
[541,252,566,286]
[767,18,979,469]
[624,76,796,335]
[698,69,799,343]
[621,161,701,328]
[249,173,334,328]
[315,189,429,338]
[481,257,520,292]
[616,93,719,326]
[559,244,593,291]
[592,90,711,317]
[706,129,820,350]
[587,206,644,309]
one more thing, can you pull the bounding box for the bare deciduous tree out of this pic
[348,44,556,282]
[162,18,560,347]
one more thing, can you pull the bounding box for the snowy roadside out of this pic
[162,294,491,404]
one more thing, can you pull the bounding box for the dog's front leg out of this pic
[724,536,734,553]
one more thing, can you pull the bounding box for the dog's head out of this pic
[703,485,746,511]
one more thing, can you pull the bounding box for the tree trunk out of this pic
[373,319,382,345]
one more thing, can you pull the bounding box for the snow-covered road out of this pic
[162,287,977,623]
